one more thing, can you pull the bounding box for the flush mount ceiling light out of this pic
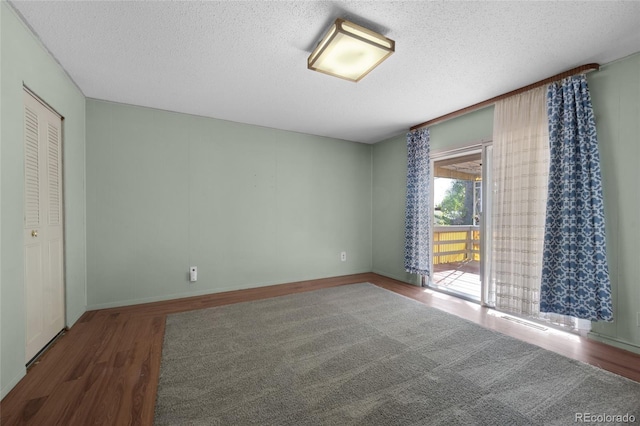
[308,18,395,82]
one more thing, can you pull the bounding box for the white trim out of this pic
[429,141,493,302]
[481,143,493,306]
[430,138,491,159]
[23,85,63,119]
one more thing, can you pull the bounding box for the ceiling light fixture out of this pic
[308,18,395,82]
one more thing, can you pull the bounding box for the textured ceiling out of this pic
[9,1,640,144]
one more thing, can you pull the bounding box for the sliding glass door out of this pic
[428,143,493,303]
[430,148,484,301]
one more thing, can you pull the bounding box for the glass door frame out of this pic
[480,143,493,307]
[428,141,493,305]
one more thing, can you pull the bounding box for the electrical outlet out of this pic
[637,312,640,327]
[189,266,197,282]
[340,251,347,262]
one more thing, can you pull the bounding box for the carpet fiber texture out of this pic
[155,283,640,425]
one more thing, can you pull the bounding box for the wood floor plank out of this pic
[1,272,639,425]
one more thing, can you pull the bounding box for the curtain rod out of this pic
[410,63,600,131]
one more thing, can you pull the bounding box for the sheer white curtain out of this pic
[488,85,590,332]
[489,86,548,317]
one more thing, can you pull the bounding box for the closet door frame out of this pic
[23,86,66,364]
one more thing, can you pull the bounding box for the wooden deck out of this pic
[432,260,481,300]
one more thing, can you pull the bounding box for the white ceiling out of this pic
[9,1,640,144]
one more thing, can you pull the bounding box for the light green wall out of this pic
[371,132,415,284]
[86,100,372,308]
[372,54,640,352]
[1,1,86,398]
[588,53,640,352]
[429,107,495,153]
[372,107,493,284]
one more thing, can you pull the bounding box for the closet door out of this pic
[23,89,65,363]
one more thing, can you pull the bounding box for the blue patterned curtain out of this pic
[404,128,431,276]
[540,75,613,321]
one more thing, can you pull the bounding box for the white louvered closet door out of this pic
[23,89,65,363]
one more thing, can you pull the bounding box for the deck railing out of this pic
[433,226,480,265]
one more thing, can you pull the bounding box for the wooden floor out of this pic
[432,260,481,299]
[2,273,640,425]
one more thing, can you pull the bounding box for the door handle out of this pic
[31,230,38,237]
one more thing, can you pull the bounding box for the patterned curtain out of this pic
[540,75,613,321]
[404,128,431,276]
[489,86,549,316]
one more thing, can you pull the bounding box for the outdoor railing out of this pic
[433,226,480,265]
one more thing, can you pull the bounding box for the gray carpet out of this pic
[154,283,640,425]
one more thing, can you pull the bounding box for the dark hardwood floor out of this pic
[2,273,639,425]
